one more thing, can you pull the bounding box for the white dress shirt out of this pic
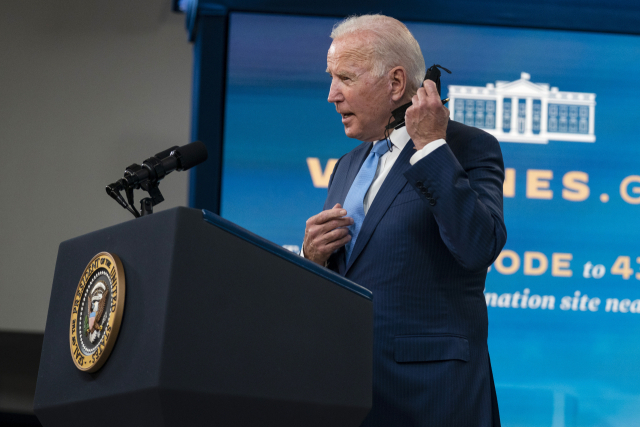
[301,130,446,258]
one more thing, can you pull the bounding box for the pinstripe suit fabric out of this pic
[323,120,506,427]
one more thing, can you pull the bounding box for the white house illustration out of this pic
[447,72,596,143]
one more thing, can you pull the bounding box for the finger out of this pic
[423,79,438,97]
[326,234,352,252]
[310,228,349,260]
[316,206,348,224]
[307,206,345,227]
[317,235,351,258]
[331,216,355,227]
[319,217,354,235]
[309,218,352,243]
[416,86,427,103]
[405,103,415,121]
[308,216,351,241]
[320,227,350,245]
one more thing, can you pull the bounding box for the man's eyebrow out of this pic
[326,69,357,79]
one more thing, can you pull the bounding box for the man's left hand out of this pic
[405,79,449,150]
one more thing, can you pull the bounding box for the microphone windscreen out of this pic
[175,141,208,170]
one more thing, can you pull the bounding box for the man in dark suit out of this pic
[302,14,506,426]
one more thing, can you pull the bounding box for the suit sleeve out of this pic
[403,133,507,271]
[322,155,345,210]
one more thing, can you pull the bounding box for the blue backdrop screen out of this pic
[222,12,640,427]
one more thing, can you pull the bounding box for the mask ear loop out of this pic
[384,114,394,152]
[384,101,412,152]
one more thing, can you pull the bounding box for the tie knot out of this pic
[371,141,390,157]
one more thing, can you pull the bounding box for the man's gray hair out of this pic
[330,14,426,94]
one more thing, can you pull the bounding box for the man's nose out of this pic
[327,80,343,103]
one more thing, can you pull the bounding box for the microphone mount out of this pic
[106,141,208,218]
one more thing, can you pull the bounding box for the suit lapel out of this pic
[345,140,415,274]
[339,141,372,203]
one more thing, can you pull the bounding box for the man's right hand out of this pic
[303,203,353,266]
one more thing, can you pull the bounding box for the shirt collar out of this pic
[372,126,411,151]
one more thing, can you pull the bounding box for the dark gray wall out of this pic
[0,1,192,334]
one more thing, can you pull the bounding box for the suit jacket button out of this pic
[416,181,424,188]
[425,192,432,198]
[429,199,436,206]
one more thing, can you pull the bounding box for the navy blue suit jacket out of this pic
[324,120,506,426]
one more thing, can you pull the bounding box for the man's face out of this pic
[327,34,392,142]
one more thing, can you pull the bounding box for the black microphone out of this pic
[171,141,209,170]
[105,141,208,218]
[123,141,208,188]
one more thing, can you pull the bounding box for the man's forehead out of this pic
[327,34,373,65]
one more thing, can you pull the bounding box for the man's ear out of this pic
[389,66,407,102]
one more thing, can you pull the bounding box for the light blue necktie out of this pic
[342,141,390,262]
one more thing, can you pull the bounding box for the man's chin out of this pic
[343,125,362,140]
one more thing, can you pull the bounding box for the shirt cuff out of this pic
[409,139,447,165]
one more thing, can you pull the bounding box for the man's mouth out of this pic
[341,112,354,121]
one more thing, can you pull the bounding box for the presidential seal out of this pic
[69,252,125,372]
